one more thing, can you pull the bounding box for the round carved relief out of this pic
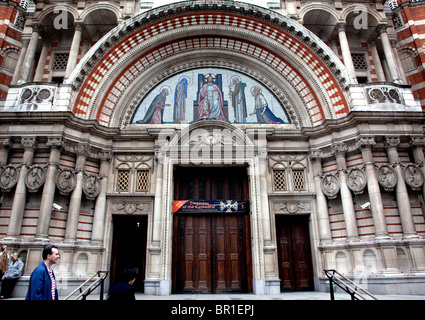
[321,174,340,199]
[347,168,367,195]
[404,164,424,191]
[55,169,76,195]
[0,165,18,192]
[377,164,397,192]
[25,165,46,193]
[82,174,101,200]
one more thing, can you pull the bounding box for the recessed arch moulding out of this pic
[66,1,354,129]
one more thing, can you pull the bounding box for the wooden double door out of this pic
[172,167,252,294]
[276,215,314,291]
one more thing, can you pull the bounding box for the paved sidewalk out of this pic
[6,291,425,300]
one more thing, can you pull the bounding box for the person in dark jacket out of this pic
[25,245,60,300]
[107,268,137,301]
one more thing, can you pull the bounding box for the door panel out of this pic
[276,215,314,291]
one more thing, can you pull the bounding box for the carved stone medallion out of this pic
[25,165,46,193]
[82,174,101,200]
[377,164,397,192]
[0,165,18,192]
[321,174,340,199]
[404,164,424,191]
[347,168,367,195]
[55,169,76,195]
[111,201,151,215]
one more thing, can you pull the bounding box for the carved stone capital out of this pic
[384,136,400,150]
[21,137,37,150]
[74,143,91,157]
[98,150,113,161]
[356,136,376,151]
[410,136,425,148]
[46,137,64,150]
[331,142,348,157]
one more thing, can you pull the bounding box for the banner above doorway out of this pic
[173,200,249,214]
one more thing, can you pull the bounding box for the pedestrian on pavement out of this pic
[106,268,137,301]
[0,252,24,299]
[0,245,8,280]
[25,245,60,300]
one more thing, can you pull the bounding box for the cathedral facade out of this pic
[0,0,425,296]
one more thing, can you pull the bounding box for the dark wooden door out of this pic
[173,214,251,293]
[276,215,314,291]
[172,166,252,294]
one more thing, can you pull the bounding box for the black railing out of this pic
[324,269,378,300]
[64,271,109,300]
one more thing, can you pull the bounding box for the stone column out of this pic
[64,143,90,244]
[11,39,28,85]
[18,25,40,84]
[378,24,401,84]
[357,137,390,239]
[385,137,419,238]
[91,150,112,246]
[34,137,63,241]
[369,41,386,82]
[33,40,49,82]
[64,23,83,80]
[332,142,359,241]
[310,151,332,244]
[5,137,37,240]
[336,23,357,82]
[0,138,10,165]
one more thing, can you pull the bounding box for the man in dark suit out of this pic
[25,245,60,300]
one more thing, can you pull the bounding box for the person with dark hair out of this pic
[106,268,137,301]
[25,245,60,300]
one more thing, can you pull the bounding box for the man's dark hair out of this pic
[122,268,137,283]
[42,245,58,260]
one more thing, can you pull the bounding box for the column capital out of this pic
[0,138,10,150]
[410,136,425,148]
[74,22,84,31]
[331,142,348,157]
[356,136,376,151]
[384,136,400,150]
[377,23,389,34]
[308,148,323,161]
[21,136,37,150]
[74,142,91,157]
[335,22,347,32]
[98,150,113,161]
[46,136,64,150]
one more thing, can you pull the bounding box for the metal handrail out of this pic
[324,269,378,300]
[64,271,109,300]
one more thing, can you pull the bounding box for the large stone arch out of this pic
[68,1,353,128]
